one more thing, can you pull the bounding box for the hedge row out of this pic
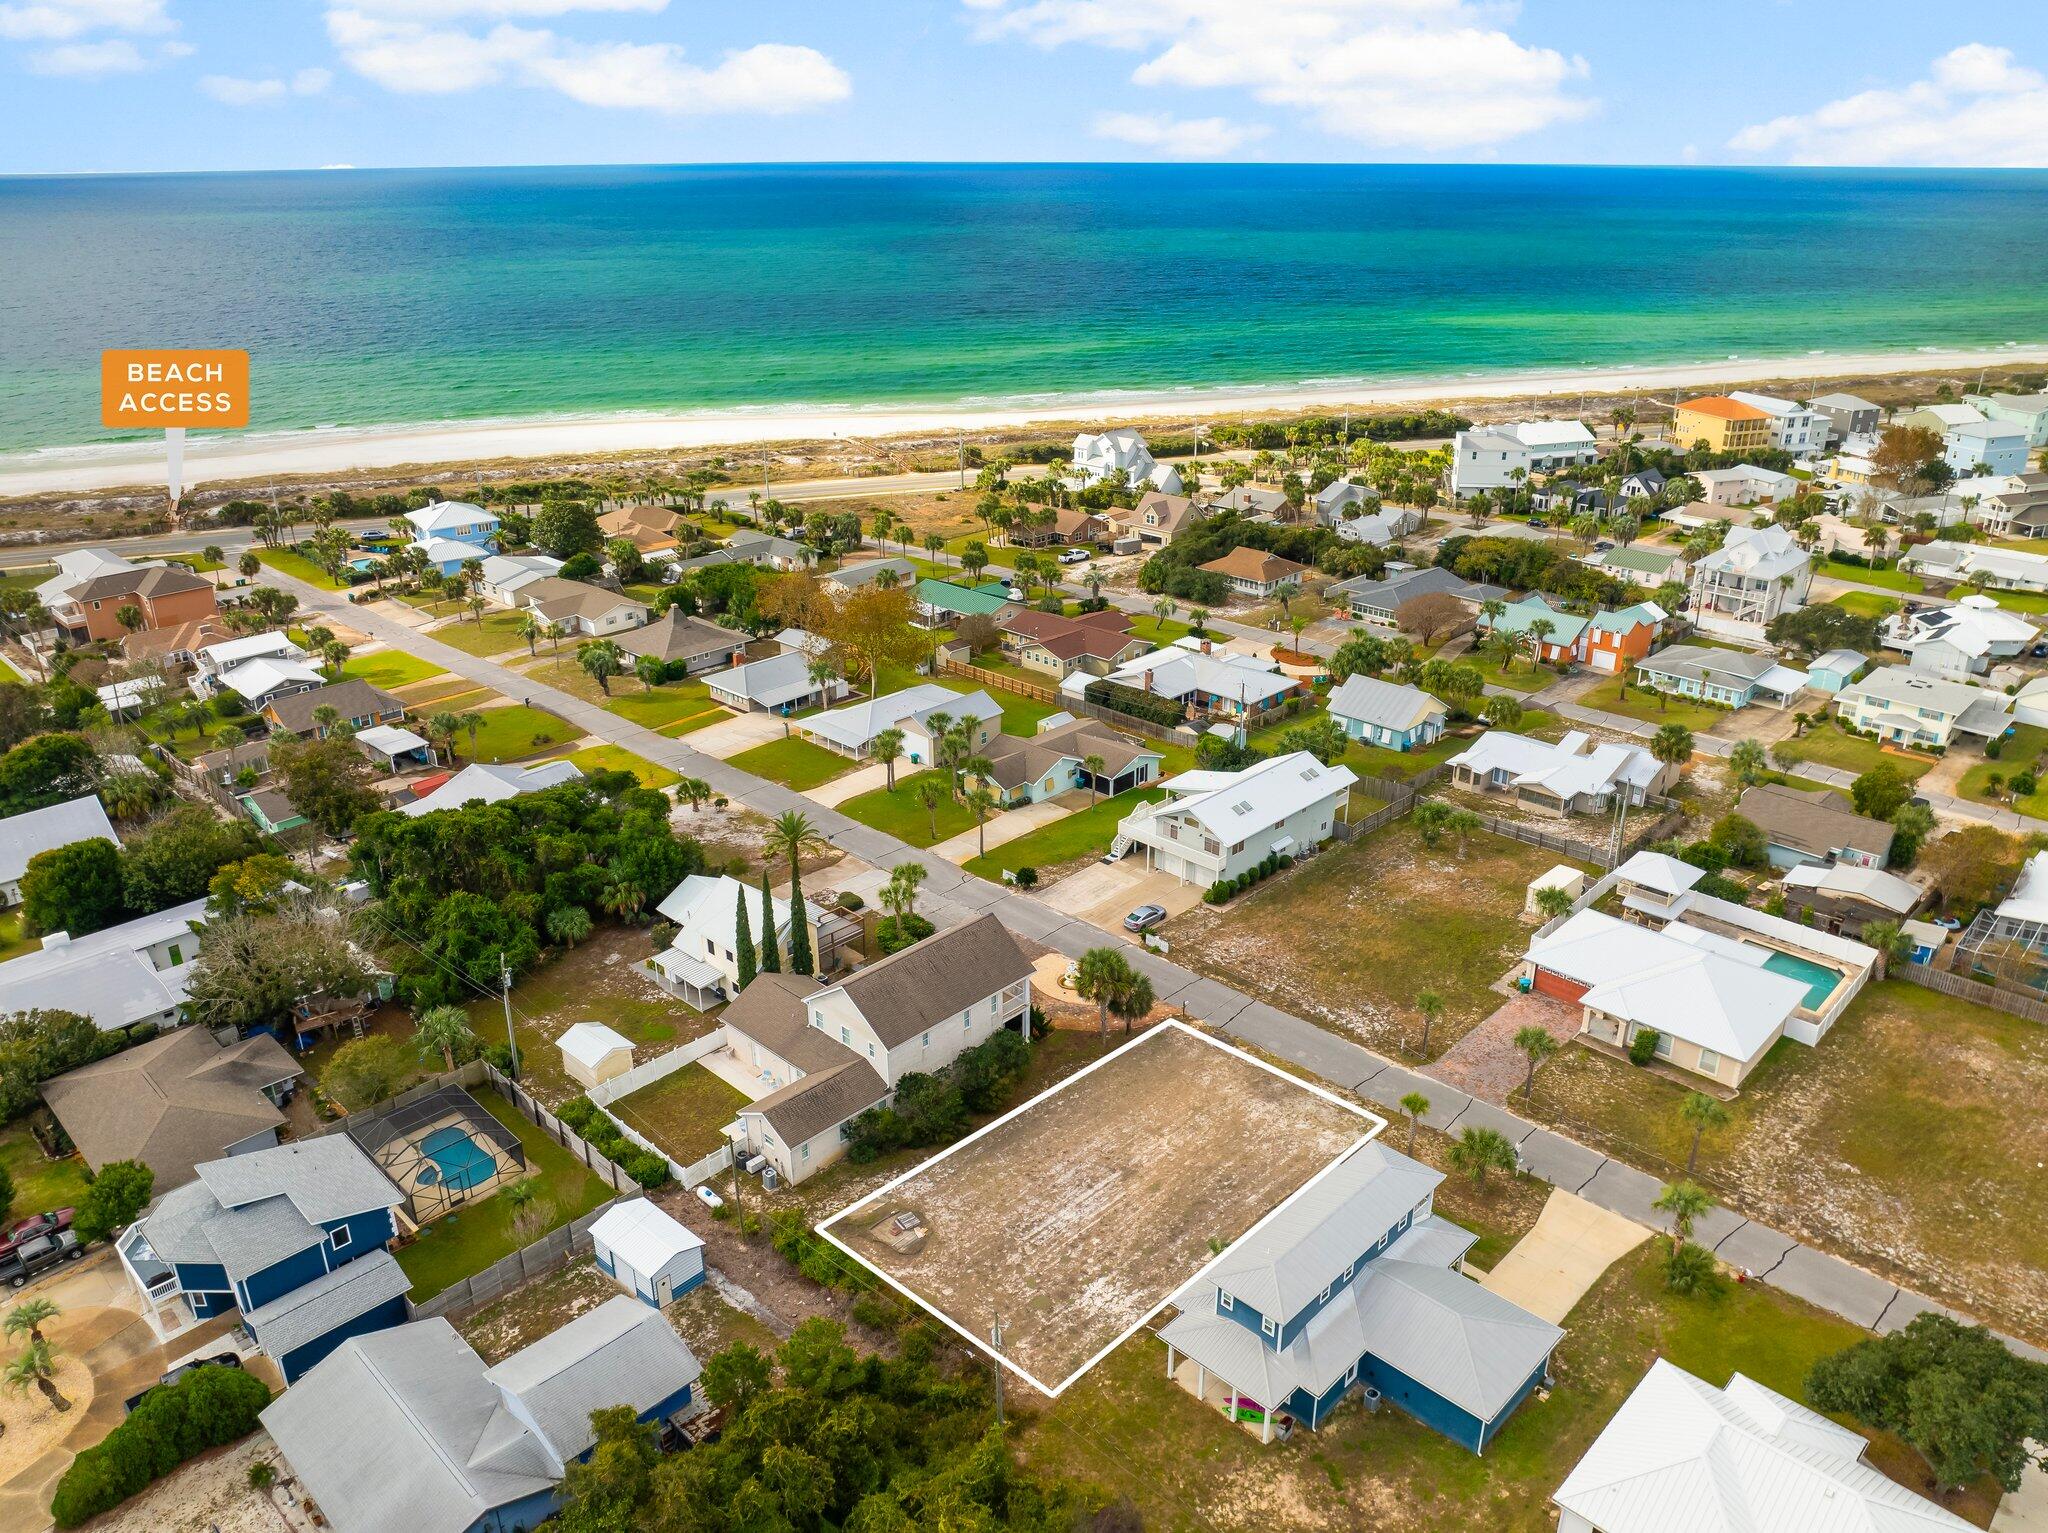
[1084,678,1186,728]
[53,1365,271,1527]
[1203,851,1293,905]
[556,1096,672,1189]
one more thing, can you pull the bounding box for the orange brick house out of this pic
[1582,603,1666,675]
[39,550,218,644]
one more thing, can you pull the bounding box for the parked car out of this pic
[1123,904,1168,933]
[125,1352,242,1413]
[1058,548,1091,565]
[693,1184,726,1211]
[0,1229,82,1288]
[0,1208,73,1264]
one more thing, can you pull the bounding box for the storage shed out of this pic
[558,1022,635,1090]
[1525,865,1587,917]
[589,1198,706,1307]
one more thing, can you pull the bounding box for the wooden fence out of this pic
[937,659,1062,703]
[1896,963,2048,1024]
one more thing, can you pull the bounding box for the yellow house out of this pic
[1673,395,1772,454]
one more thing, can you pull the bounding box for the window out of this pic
[1319,1284,1331,1303]
[1374,1233,1387,1251]
[800,1144,810,1161]
[1218,1291,1234,1312]
[1343,1262,1355,1280]
[1261,1314,1278,1337]
[841,1027,850,1044]
[330,1225,352,1252]
[1697,1048,1721,1073]
[166,943,183,966]
[1654,1031,1674,1059]
[922,1031,930,1047]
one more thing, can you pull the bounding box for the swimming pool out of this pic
[1758,949,1842,1010]
[416,1125,497,1192]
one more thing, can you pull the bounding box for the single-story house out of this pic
[1554,1359,1977,1533]
[590,1199,706,1308]
[1011,506,1110,547]
[239,789,309,836]
[410,536,489,577]
[613,609,749,675]
[913,578,1014,627]
[597,503,679,555]
[40,1026,298,1191]
[1583,544,1682,585]
[1447,731,1673,816]
[1736,782,1894,869]
[556,1022,634,1090]
[797,683,1001,760]
[975,717,1162,805]
[396,759,584,818]
[122,615,232,672]
[1780,861,1921,938]
[1203,485,1292,518]
[1066,640,1299,720]
[703,650,848,715]
[1900,539,2048,592]
[1327,674,1448,752]
[519,578,650,638]
[262,1300,702,1533]
[1160,1141,1562,1451]
[475,553,563,606]
[1835,665,2011,749]
[1330,567,1509,629]
[193,739,272,788]
[1114,751,1356,887]
[995,607,1146,678]
[0,794,118,906]
[1333,506,1422,547]
[1198,547,1315,599]
[263,679,408,739]
[821,558,915,594]
[1805,647,1866,692]
[0,895,205,1032]
[1631,645,1809,709]
[1882,595,2038,679]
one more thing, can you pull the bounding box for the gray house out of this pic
[1330,567,1507,628]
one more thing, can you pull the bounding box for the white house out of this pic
[1901,540,2048,592]
[1446,731,1672,817]
[1072,429,1182,494]
[0,794,119,906]
[1881,594,2038,678]
[797,684,1002,760]
[650,872,833,1007]
[703,650,848,715]
[722,915,1034,1184]
[1064,640,1298,720]
[556,1022,634,1090]
[0,896,206,1031]
[1686,525,1813,641]
[589,1199,706,1308]
[1725,391,1829,456]
[1554,1359,1976,1533]
[396,759,584,818]
[1690,464,1798,506]
[191,630,309,698]
[1834,665,2011,750]
[475,553,563,606]
[1112,752,1356,887]
[1450,420,1598,496]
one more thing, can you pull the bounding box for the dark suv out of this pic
[0,1229,82,1288]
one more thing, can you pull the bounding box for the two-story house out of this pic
[1833,664,2011,750]
[116,1137,411,1381]
[1686,525,1813,641]
[1113,491,1207,548]
[649,872,854,1008]
[37,549,218,645]
[1161,1141,1563,1449]
[721,915,1034,1185]
[406,502,500,575]
[191,630,308,698]
[1112,752,1356,886]
[1581,603,1665,675]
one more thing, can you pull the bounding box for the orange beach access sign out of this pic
[100,348,250,428]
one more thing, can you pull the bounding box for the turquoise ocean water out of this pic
[2,163,2047,455]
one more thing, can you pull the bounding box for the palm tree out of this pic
[1414,988,1444,1058]
[311,703,341,740]
[1677,1091,1731,1176]
[882,862,926,923]
[634,655,664,693]
[1081,753,1106,806]
[873,727,905,790]
[1073,947,1153,1040]
[517,612,544,657]
[914,776,947,841]
[4,1299,58,1349]
[413,1005,475,1071]
[5,1340,69,1414]
[1653,1180,1713,1255]
[675,777,711,812]
[544,621,566,656]
[578,638,625,696]
[428,711,461,765]
[238,551,261,581]
[1729,738,1767,784]
[1398,1091,1429,1153]
[1513,1025,1561,1102]
[764,811,826,976]
[1525,616,1556,665]
[1534,884,1574,920]
[964,785,998,856]
[1650,722,1695,776]
[1446,1125,1517,1190]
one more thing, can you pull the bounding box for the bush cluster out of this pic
[1627,1029,1662,1067]
[53,1365,272,1527]
[768,1208,875,1293]
[844,1028,1033,1163]
[1203,851,1292,904]
[556,1096,672,1189]
[1084,678,1185,728]
[873,912,935,955]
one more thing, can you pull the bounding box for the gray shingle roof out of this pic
[199,1195,326,1282]
[830,912,1033,1048]
[243,1248,412,1359]
[744,1057,888,1145]
[720,973,842,1074]
[265,679,406,735]
[481,1295,701,1462]
[614,609,747,664]
[196,1135,403,1225]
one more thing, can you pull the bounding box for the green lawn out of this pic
[837,770,985,847]
[393,1089,613,1301]
[255,544,347,590]
[1816,559,1923,592]
[1979,588,2048,616]
[0,564,56,596]
[1467,655,1555,693]
[728,735,858,791]
[1341,718,1546,782]
[1125,614,1195,646]
[341,649,447,689]
[1827,590,1899,619]
[965,786,1154,880]
[0,1121,91,1218]
[1773,718,1935,781]
[451,704,577,763]
[431,610,535,657]
[0,908,36,963]
[564,745,682,790]
[607,1064,751,1165]
[1578,674,1730,733]
[605,681,727,732]
[1958,723,2048,814]
[933,674,1061,735]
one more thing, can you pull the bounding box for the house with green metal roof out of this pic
[913,578,1014,627]
[1588,543,1683,582]
[1479,596,1589,663]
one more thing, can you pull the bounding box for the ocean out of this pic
[3,162,2048,456]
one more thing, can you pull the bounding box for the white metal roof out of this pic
[199,630,302,667]
[412,535,486,566]
[1781,863,1919,914]
[1152,751,1357,842]
[655,872,813,952]
[1555,1359,1976,1533]
[1696,524,1810,581]
[221,655,325,702]
[557,1021,632,1070]
[0,896,206,1029]
[1327,674,1446,733]
[1448,729,1662,800]
[799,683,995,751]
[1996,850,2048,925]
[355,724,429,757]
[590,1198,704,1275]
[706,649,826,709]
[1615,850,1706,898]
[395,759,583,817]
[405,501,497,535]
[0,794,117,886]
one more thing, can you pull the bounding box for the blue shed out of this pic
[1806,648,1867,693]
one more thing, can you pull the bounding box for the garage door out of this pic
[1531,968,1588,1003]
[1589,650,1617,674]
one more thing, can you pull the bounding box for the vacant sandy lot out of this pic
[825,1023,1372,1390]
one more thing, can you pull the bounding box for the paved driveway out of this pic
[806,759,892,808]
[1479,1189,1650,1323]
[1424,991,1579,1105]
[1057,862,1207,936]
[687,709,797,760]
[931,796,1075,864]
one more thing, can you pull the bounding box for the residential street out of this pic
[258,563,2048,1363]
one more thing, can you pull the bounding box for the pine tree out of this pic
[788,856,814,976]
[734,885,757,990]
[758,868,781,974]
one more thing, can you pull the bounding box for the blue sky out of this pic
[5,1,2048,174]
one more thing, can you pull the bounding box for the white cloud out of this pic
[326,7,849,113]
[1730,44,2048,166]
[0,0,166,42]
[200,66,333,104]
[344,0,666,14]
[28,34,143,71]
[1093,109,1264,156]
[967,0,1592,151]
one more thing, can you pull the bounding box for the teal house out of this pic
[1327,674,1449,751]
[914,577,1014,628]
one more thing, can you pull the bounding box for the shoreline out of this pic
[5,342,2047,499]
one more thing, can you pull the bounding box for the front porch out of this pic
[1165,1350,1295,1444]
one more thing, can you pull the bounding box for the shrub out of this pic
[1084,678,1185,728]
[1012,866,1039,890]
[1628,1029,1661,1067]
[850,1290,907,1330]
[52,1365,271,1526]
[835,891,863,911]
[557,1096,671,1188]
[873,913,935,955]
[481,1041,520,1075]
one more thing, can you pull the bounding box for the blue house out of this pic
[264,1297,703,1533]
[117,1136,410,1383]
[1326,673,1449,752]
[590,1198,707,1307]
[1160,1142,1563,1450]
[406,501,500,549]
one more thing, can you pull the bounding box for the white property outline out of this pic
[817,1019,1385,1398]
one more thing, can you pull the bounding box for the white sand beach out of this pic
[5,343,2046,498]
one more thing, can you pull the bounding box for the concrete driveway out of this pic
[1994,1448,2048,1532]
[1055,860,1207,936]
[931,796,1076,864]
[687,709,798,760]
[806,759,892,809]
[1479,1188,1650,1323]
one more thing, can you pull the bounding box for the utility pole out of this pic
[729,1144,746,1237]
[957,431,967,489]
[499,950,518,1080]
[990,1314,1005,1428]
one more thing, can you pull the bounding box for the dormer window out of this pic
[1319,1284,1331,1303]
[1261,1314,1278,1337]
[1218,1291,1234,1312]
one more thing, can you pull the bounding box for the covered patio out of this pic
[649,948,725,1012]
